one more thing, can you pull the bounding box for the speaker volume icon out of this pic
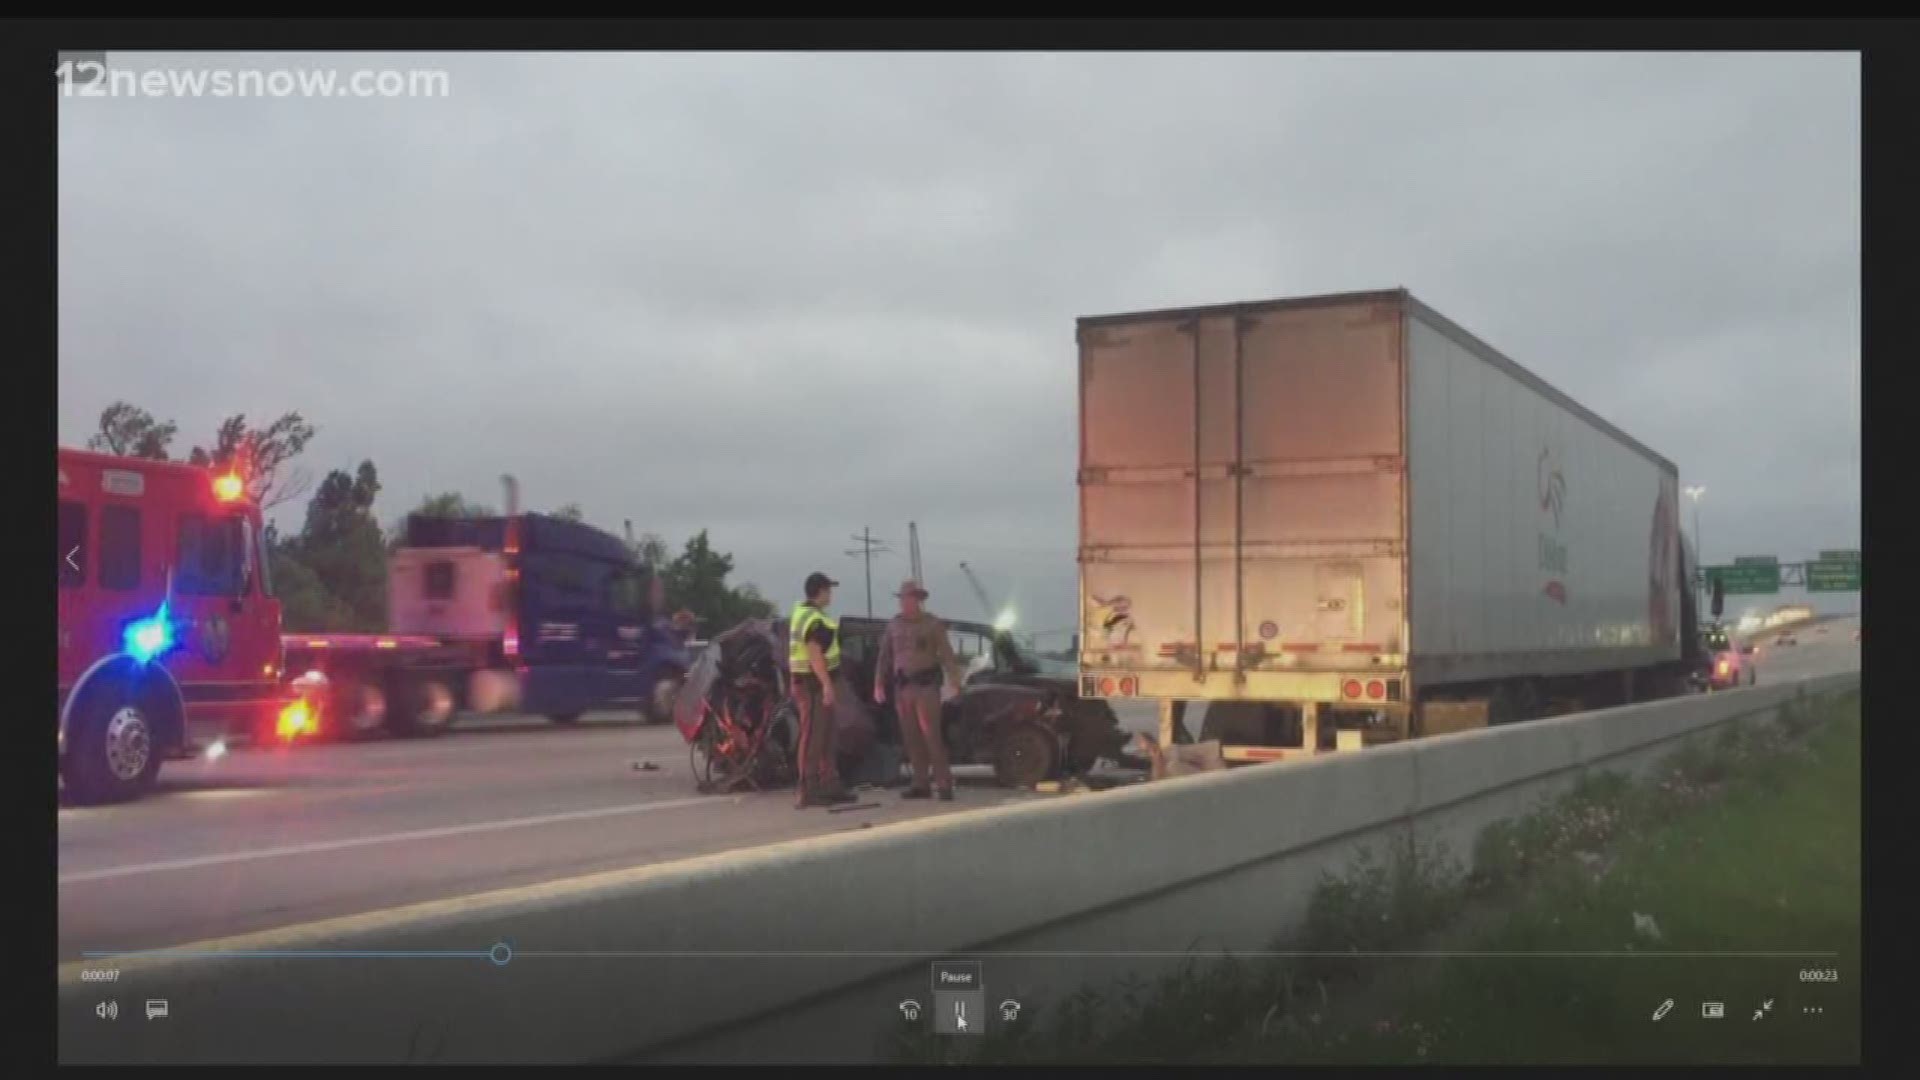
[95,1000,119,1020]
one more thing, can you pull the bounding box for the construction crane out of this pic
[958,562,995,623]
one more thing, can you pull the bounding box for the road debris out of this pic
[630,760,660,772]
[1128,733,1226,780]
[1034,778,1094,795]
[829,801,882,814]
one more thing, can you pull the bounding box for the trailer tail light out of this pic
[1366,680,1385,701]
[1099,677,1117,697]
[1118,676,1138,696]
[1343,679,1363,700]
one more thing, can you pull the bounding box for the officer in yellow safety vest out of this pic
[789,572,855,808]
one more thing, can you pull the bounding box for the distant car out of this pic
[1775,633,1798,647]
[1701,626,1757,690]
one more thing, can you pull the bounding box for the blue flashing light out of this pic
[125,605,174,664]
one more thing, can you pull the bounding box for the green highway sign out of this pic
[1819,549,1860,563]
[1734,555,1778,566]
[1707,563,1781,595]
[1806,559,1862,592]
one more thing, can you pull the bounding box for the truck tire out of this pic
[387,675,455,739]
[62,687,164,805]
[547,712,584,725]
[993,723,1059,789]
[337,681,389,742]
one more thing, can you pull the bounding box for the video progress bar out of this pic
[78,948,1841,961]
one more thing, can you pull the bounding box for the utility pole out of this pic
[908,522,923,583]
[845,528,893,618]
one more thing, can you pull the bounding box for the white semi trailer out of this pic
[1075,289,1705,761]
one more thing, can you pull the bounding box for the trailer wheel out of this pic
[62,687,164,805]
[993,723,1059,789]
[387,675,455,739]
[338,681,388,742]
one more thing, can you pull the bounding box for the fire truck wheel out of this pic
[387,676,455,739]
[62,691,163,805]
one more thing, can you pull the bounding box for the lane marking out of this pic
[59,795,720,885]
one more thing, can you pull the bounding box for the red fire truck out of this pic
[57,448,304,804]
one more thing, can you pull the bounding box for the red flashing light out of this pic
[1343,679,1363,700]
[1366,680,1385,701]
[1119,676,1138,696]
[213,474,244,502]
[504,630,519,658]
[1098,677,1116,696]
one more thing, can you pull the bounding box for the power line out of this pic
[844,527,894,618]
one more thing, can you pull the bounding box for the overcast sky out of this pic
[58,52,1860,632]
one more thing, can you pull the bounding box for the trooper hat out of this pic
[895,579,930,600]
[804,571,839,598]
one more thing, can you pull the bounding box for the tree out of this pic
[660,530,775,632]
[631,530,670,572]
[188,411,317,511]
[86,402,177,460]
[273,460,387,632]
[554,503,585,523]
[303,461,383,546]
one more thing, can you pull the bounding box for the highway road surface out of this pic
[58,615,1858,961]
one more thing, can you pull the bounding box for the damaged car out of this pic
[836,616,1128,788]
[674,616,1128,791]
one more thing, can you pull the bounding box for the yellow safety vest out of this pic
[788,601,841,674]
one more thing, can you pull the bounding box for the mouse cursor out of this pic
[955,998,967,1031]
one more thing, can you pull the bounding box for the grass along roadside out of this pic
[885,688,1860,1065]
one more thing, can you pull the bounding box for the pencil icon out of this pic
[1653,998,1675,1021]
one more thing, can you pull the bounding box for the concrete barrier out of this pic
[60,671,1859,1063]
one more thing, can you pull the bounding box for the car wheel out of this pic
[992,723,1059,789]
[62,692,162,805]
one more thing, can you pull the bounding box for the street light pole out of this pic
[1684,486,1707,609]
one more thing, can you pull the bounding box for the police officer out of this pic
[789,572,854,809]
[873,579,965,801]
